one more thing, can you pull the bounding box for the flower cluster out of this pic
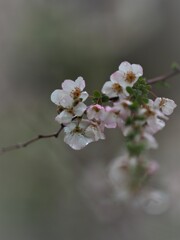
[51,61,177,200]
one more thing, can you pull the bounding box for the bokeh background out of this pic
[0,0,180,239]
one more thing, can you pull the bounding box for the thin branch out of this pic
[147,68,180,84]
[0,125,64,156]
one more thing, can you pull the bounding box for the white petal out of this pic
[62,80,76,92]
[102,81,117,98]
[154,98,177,116]
[75,76,85,90]
[64,132,94,150]
[86,125,105,141]
[50,89,66,105]
[132,64,143,77]
[60,95,74,108]
[118,61,132,73]
[143,133,158,149]
[73,102,87,116]
[154,97,161,108]
[146,117,165,134]
[162,99,177,115]
[80,91,89,101]
[64,122,77,134]
[142,191,170,215]
[55,111,73,124]
[110,71,124,83]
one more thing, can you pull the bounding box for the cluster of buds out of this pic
[51,61,177,202]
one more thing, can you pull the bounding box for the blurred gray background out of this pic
[0,0,180,239]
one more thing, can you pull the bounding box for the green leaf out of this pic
[93,90,101,98]
[171,62,180,71]
[101,94,109,103]
[126,142,145,156]
[126,86,134,95]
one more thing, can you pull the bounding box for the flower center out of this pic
[159,98,166,108]
[71,87,81,99]
[144,105,155,116]
[125,71,136,83]
[92,106,100,112]
[112,83,123,93]
[73,126,83,133]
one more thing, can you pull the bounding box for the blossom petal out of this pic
[80,91,89,101]
[55,110,73,124]
[102,81,118,98]
[119,61,132,73]
[60,95,74,108]
[64,133,94,150]
[51,90,66,106]
[132,64,143,77]
[73,102,87,116]
[75,76,85,90]
[62,80,76,92]
[110,71,124,83]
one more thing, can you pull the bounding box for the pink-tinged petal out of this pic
[118,61,132,73]
[86,125,105,141]
[110,71,124,83]
[73,102,87,116]
[80,91,89,101]
[64,133,94,150]
[62,80,76,92]
[146,117,165,134]
[155,98,177,116]
[55,110,73,124]
[143,133,158,149]
[147,161,159,175]
[51,89,66,105]
[87,104,105,121]
[75,76,85,90]
[132,64,143,77]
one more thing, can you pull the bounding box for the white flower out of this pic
[101,77,127,98]
[86,123,105,141]
[55,100,87,124]
[51,76,88,107]
[61,76,88,101]
[113,99,132,120]
[114,61,143,88]
[154,97,177,116]
[101,106,124,129]
[64,121,95,150]
[101,61,143,99]
[86,104,105,121]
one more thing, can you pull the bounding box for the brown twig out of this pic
[0,125,64,156]
[147,68,180,84]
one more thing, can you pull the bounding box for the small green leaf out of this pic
[171,62,180,71]
[126,86,134,95]
[93,90,101,98]
[102,94,109,103]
